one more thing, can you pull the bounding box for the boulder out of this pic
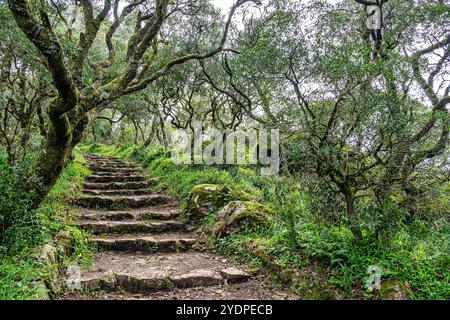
[211,201,272,238]
[55,230,75,255]
[380,278,409,300]
[184,184,229,222]
[40,244,61,291]
[40,244,58,265]
[220,267,250,283]
[31,280,50,300]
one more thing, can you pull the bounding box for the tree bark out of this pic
[342,183,363,241]
[29,110,72,204]
[7,0,246,208]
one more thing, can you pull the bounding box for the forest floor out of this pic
[60,154,297,300]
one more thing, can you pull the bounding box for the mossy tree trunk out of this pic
[7,0,247,207]
[29,109,90,205]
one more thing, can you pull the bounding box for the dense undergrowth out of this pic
[81,143,449,300]
[0,149,93,299]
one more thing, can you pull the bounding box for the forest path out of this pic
[61,154,296,300]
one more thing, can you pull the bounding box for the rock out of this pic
[93,236,196,253]
[81,273,117,292]
[85,174,146,183]
[380,278,409,300]
[41,244,58,265]
[66,264,82,291]
[172,269,222,288]
[78,220,185,235]
[278,268,295,284]
[184,184,229,222]
[76,194,173,209]
[229,189,256,202]
[31,280,50,300]
[220,267,250,283]
[40,244,64,292]
[55,230,75,255]
[245,267,261,276]
[211,201,273,238]
[81,277,103,291]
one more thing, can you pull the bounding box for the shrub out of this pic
[0,149,93,299]
[81,143,450,300]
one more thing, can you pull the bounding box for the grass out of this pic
[80,143,450,300]
[0,149,94,299]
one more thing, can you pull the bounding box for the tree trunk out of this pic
[30,126,71,205]
[28,111,89,207]
[156,111,168,149]
[143,119,157,147]
[6,142,15,166]
[92,126,97,144]
[342,184,363,241]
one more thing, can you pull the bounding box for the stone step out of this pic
[84,154,119,158]
[79,252,250,293]
[85,154,123,159]
[79,207,180,221]
[83,188,154,196]
[88,158,125,162]
[85,175,146,183]
[89,161,139,168]
[83,181,153,191]
[84,157,122,162]
[89,167,144,174]
[88,159,137,166]
[76,194,174,209]
[67,279,297,300]
[79,220,185,234]
[88,171,146,177]
[91,166,137,171]
[92,233,196,253]
[88,160,129,165]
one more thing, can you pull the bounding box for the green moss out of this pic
[78,143,450,300]
[163,277,174,289]
[183,184,230,222]
[188,184,227,208]
[211,201,273,238]
[380,278,410,300]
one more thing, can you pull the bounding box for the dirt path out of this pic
[61,155,296,300]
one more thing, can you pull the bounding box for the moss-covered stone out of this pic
[380,278,409,300]
[31,281,51,300]
[40,244,58,265]
[55,230,74,255]
[211,201,273,238]
[229,189,256,201]
[184,184,229,222]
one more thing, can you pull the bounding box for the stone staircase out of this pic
[72,154,280,298]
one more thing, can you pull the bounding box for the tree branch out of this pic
[119,0,257,95]
[7,0,79,114]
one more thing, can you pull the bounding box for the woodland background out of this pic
[0,0,448,299]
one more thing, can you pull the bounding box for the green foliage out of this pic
[0,150,37,247]
[0,149,93,299]
[89,143,449,300]
[1,0,448,301]
[0,256,51,300]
